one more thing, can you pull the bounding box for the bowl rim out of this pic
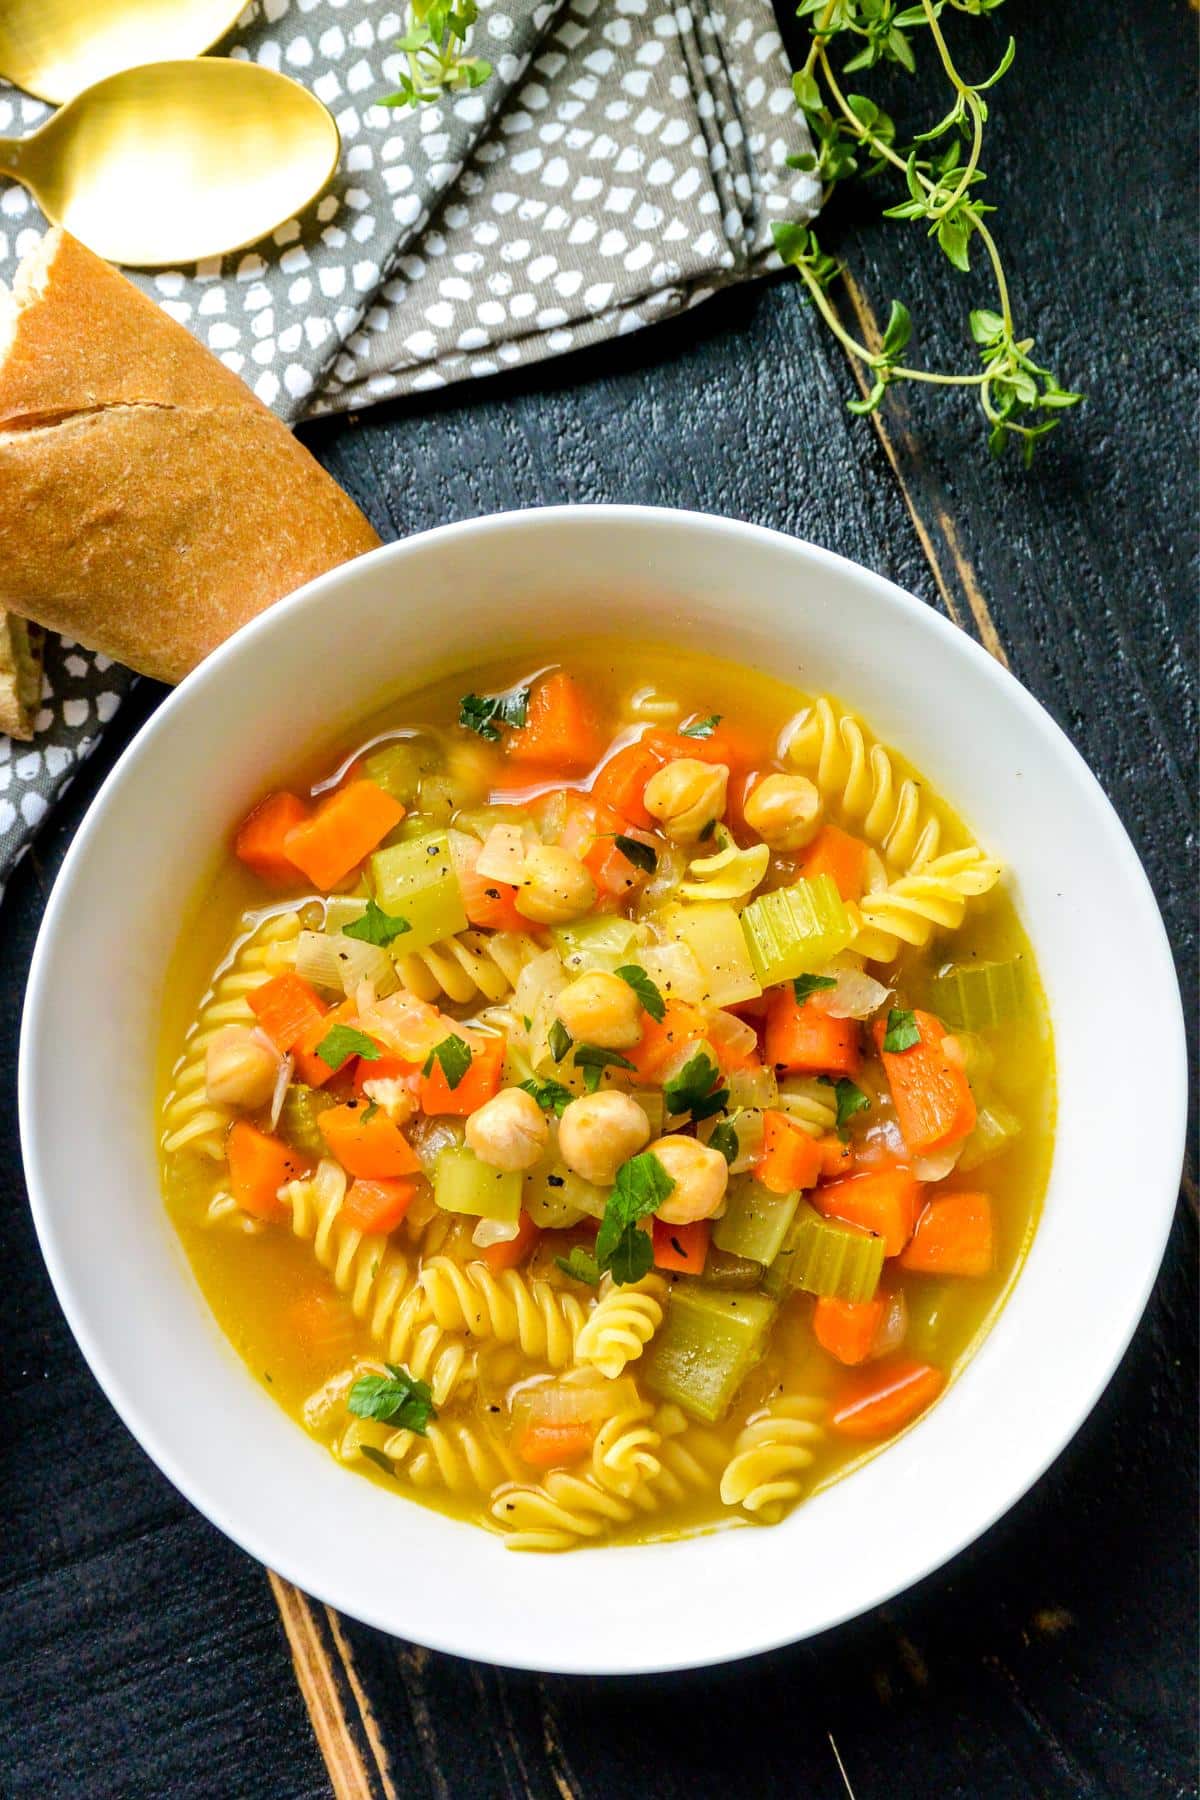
[18,505,1187,1674]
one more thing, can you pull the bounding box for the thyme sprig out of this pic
[381,0,492,109]
[777,0,1082,463]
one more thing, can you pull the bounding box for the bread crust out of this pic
[0,229,381,690]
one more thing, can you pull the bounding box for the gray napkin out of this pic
[0,0,815,893]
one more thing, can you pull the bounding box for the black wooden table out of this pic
[3,3,1195,1795]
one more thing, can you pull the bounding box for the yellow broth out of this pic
[158,646,1054,1546]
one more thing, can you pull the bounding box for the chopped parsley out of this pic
[708,1118,740,1165]
[315,1024,382,1072]
[348,1364,437,1433]
[697,818,717,843]
[573,1043,638,1094]
[883,1007,921,1053]
[457,687,531,741]
[555,1246,603,1286]
[663,1049,729,1122]
[358,1445,396,1477]
[613,834,657,874]
[342,898,412,947]
[793,972,837,1004]
[518,1076,573,1117]
[548,1018,573,1064]
[614,963,666,1023]
[680,714,722,739]
[595,1152,675,1285]
[422,1033,473,1088]
[818,1075,872,1137]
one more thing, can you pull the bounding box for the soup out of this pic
[158,649,1053,1551]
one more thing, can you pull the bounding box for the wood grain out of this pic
[0,1,1194,1796]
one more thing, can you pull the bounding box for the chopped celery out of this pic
[369,831,467,954]
[726,1064,778,1110]
[713,1177,799,1265]
[929,958,1026,1032]
[417,774,458,826]
[433,1146,522,1221]
[642,1282,777,1424]
[699,1248,765,1290]
[388,812,438,844]
[551,914,644,973]
[363,737,441,805]
[294,929,346,993]
[740,875,851,986]
[905,1279,972,1361]
[657,902,762,1007]
[523,1160,608,1227]
[957,1098,1022,1171]
[278,1084,336,1158]
[764,1201,884,1303]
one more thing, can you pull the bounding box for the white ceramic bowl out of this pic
[20,508,1186,1674]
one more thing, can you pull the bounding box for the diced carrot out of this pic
[797,825,870,905]
[453,834,529,933]
[506,672,605,773]
[227,1120,308,1220]
[652,1217,710,1274]
[235,791,310,883]
[483,1210,541,1273]
[516,1420,598,1468]
[283,779,405,891]
[757,1110,823,1194]
[816,1133,854,1180]
[645,723,760,773]
[340,1177,417,1235]
[623,1001,708,1083]
[583,836,643,899]
[417,1033,506,1117]
[900,1191,994,1277]
[287,1288,359,1356]
[813,1294,887,1366]
[874,1009,977,1156]
[318,1102,421,1179]
[831,1357,945,1439]
[248,972,328,1055]
[353,1053,419,1095]
[765,987,861,1077]
[293,995,365,1088]
[814,1166,922,1257]
[589,740,663,829]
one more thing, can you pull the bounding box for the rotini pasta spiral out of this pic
[203,1189,266,1236]
[341,1414,522,1497]
[160,909,301,1160]
[393,929,544,1005]
[848,847,1003,962]
[379,1288,478,1407]
[281,1160,421,1358]
[419,1258,587,1368]
[679,836,770,904]
[785,697,943,873]
[776,1077,838,1139]
[573,1274,667,1379]
[591,1396,662,1498]
[719,1395,826,1522]
[490,1467,642,1551]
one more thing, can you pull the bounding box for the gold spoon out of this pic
[0,0,247,106]
[0,60,340,268]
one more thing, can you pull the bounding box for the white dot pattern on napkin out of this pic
[0,0,815,888]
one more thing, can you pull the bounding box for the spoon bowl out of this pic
[0,0,247,105]
[0,59,340,268]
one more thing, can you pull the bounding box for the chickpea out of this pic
[465,1086,549,1173]
[558,1092,652,1187]
[651,1134,729,1224]
[643,758,729,844]
[555,970,643,1050]
[515,844,597,924]
[205,1026,279,1110]
[743,773,823,851]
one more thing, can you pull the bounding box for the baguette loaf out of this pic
[0,229,381,703]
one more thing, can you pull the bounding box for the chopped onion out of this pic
[914,1142,965,1182]
[294,929,347,994]
[359,989,443,1060]
[473,1216,521,1249]
[409,1114,465,1176]
[633,941,707,1005]
[638,841,686,910]
[360,1076,417,1123]
[706,1007,759,1063]
[267,1052,294,1131]
[820,966,893,1020]
[333,935,398,1000]
[869,1289,908,1361]
[513,948,565,1024]
[476,823,530,885]
[511,1371,637,1432]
